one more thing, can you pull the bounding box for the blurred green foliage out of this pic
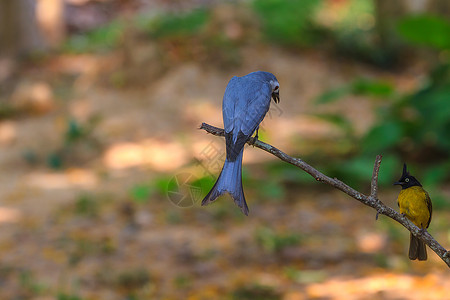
[431,193,450,210]
[22,117,100,169]
[330,0,397,66]
[60,0,399,68]
[138,9,209,39]
[115,268,152,291]
[231,284,281,300]
[256,180,285,200]
[255,227,302,253]
[129,176,173,204]
[74,194,99,217]
[252,0,323,47]
[130,184,153,204]
[316,78,394,105]
[263,160,318,189]
[398,15,450,49]
[251,0,405,66]
[64,21,124,53]
[57,294,83,300]
[313,14,450,191]
[284,267,327,284]
[59,4,450,197]
[63,9,212,58]
[0,104,19,120]
[19,269,47,296]
[316,63,450,188]
[45,116,102,169]
[173,274,192,289]
[138,7,241,67]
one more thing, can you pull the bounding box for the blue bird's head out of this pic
[247,71,280,103]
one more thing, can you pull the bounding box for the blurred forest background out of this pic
[0,0,450,299]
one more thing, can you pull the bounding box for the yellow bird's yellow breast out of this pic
[397,186,431,229]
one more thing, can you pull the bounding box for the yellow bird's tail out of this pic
[409,233,427,261]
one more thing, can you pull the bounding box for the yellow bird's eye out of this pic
[405,178,409,182]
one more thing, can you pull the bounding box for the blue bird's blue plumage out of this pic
[202,71,280,215]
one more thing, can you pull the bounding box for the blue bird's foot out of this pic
[250,128,259,146]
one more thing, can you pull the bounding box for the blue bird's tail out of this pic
[201,150,248,215]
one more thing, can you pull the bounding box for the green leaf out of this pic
[397,15,450,49]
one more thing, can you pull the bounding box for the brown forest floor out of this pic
[0,44,449,299]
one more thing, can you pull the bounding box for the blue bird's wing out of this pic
[222,77,272,160]
[222,76,239,134]
[241,82,272,136]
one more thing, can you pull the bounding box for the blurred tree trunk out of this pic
[374,0,405,51]
[37,0,66,48]
[0,0,45,57]
[427,0,450,16]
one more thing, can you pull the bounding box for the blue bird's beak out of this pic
[272,92,280,103]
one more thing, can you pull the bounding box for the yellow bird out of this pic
[394,163,432,261]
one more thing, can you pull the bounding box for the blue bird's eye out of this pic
[405,178,409,182]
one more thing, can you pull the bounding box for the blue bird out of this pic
[202,71,280,215]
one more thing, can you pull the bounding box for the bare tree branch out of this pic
[200,122,450,268]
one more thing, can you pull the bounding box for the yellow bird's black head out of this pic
[393,163,422,189]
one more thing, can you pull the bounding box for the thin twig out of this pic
[200,122,450,268]
[370,155,382,199]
